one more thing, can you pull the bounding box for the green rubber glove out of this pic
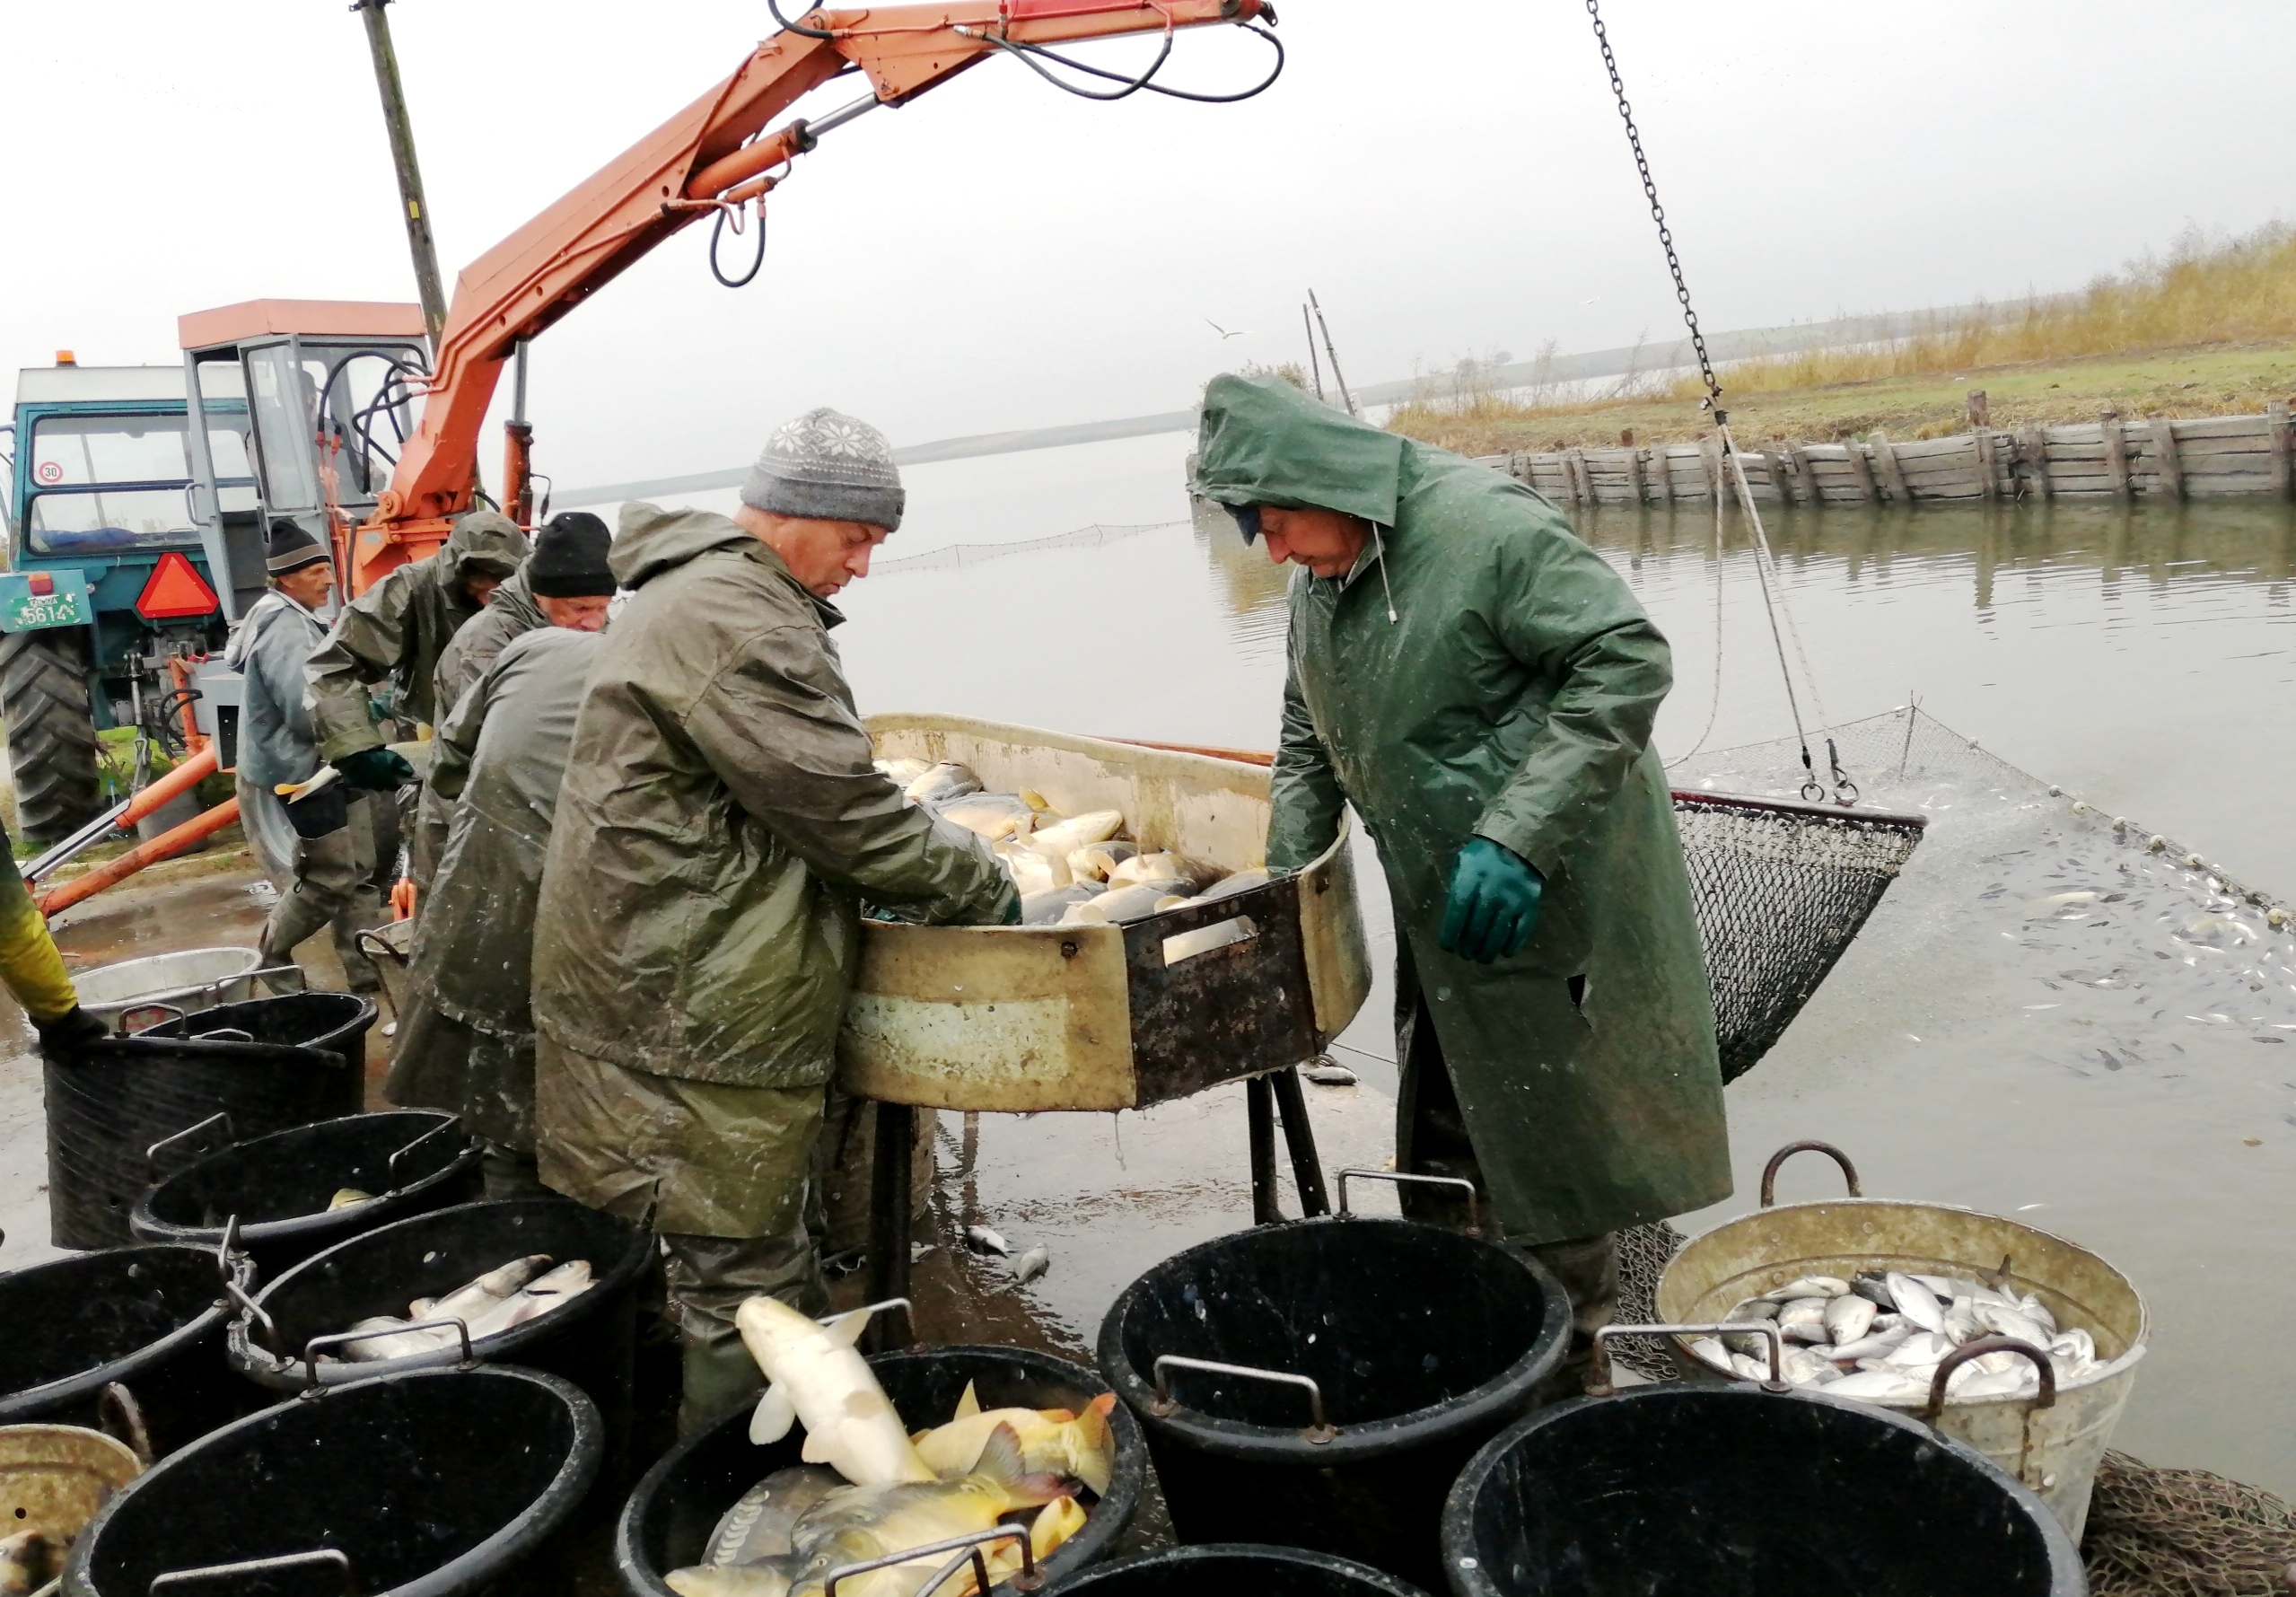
[1438,838,1545,964]
[335,747,416,792]
[1000,896,1023,926]
[33,1005,109,1063]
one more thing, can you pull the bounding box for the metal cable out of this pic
[1663,468,1728,768]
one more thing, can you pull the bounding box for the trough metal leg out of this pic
[1269,1066,1330,1217]
[865,1100,914,1352]
[1246,1075,1281,1224]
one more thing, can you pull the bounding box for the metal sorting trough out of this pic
[1655,1143,2148,1540]
[0,1424,145,1592]
[841,715,1371,1112]
[70,946,262,1033]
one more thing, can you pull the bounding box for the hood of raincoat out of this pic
[1192,373,1407,527]
[443,509,529,583]
[611,501,760,590]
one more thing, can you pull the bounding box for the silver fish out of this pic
[1827,1326,1912,1363]
[1885,1273,1946,1334]
[1823,1368,1926,1403]
[964,1225,1011,1257]
[903,761,982,805]
[1823,1295,1878,1347]
[1974,1303,2051,1346]
[1010,1246,1050,1285]
[1763,1276,1850,1303]
[1301,1062,1358,1086]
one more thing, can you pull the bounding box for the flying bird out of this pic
[1205,319,1249,339]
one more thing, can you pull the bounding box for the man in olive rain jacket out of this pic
[530,408,1016,1431]
[1193,373,1730,1391]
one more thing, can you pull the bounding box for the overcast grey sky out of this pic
[5,2,2291,487]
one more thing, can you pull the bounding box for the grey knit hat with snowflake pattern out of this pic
[739,407,906,531]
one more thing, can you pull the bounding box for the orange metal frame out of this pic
[355,0,1265,593]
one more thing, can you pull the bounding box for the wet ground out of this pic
[0,431,2289,1556]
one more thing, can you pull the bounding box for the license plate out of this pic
[0,569,92,632]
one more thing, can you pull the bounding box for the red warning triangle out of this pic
[135,551,219,619]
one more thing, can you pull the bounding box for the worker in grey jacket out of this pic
[223,522,386,990]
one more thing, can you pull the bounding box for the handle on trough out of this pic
[824,1524,1039,1597]
[1336,1167,1482,1235]
[1151,1354,1337,1443]
[382,1117,465,1194]
[151,1549,355,1596]
[1759,1140,1862,1207]
[1921,1335,2056,1421]
[1589,1322,1788,1398]
[119,1000,187,1036]
[146,1110,234,1179]
[99,1381,155,1469]
[302,1317,474,1390]
[214,1215,276,1350]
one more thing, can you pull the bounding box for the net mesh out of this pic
[1673,794,1927,1084]
[2085,1451,2296,1596]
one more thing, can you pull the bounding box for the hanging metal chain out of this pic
[1584,0,1720,411]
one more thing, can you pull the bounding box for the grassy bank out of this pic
[1392,224,2296,453]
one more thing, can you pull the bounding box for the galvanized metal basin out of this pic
[0,1424,144,1592]
[1654,1142,2147,1540]
[72,947,260,1033]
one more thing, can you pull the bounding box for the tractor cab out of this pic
[180,300,429,620]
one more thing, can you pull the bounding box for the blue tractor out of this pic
[0,355,255,839]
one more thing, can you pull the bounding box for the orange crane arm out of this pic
[358,0,1268,591]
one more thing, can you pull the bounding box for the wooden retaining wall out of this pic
[1477,399,2296,507]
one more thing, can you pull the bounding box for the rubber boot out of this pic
[679,1329,765,1440]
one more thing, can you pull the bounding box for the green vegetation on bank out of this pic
[1390,224,2296,454]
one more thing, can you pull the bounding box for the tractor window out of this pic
[30,412,197,487]
[28,487,201,553]
[23,412,257,555]
[247,345,325,512]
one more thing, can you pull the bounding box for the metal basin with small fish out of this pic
[1055,1544,1433,1595]
[223,1198,650,1476]
[614,1344,1145,1597]
[128,1110,483,1280]
[1441,1372,2083,1597]
[1655,1140,2148,1540]
[0,1424,145,1593]
[0,1244,251,1461]
[1097,1184,1567,1592]
[62,1364,600,1597]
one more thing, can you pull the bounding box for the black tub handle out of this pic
[1151,1354,1337,1443]
[216,1219,276,1353]
[382,1117,465,1195]
[1921,1335,2056,1422]
[145,1110,235,1180]
[824,1524,1038,1596]
[1590,1321,1787,1398]
[1759,1140,1862,1207]
[302,1317,474,1388]
[1335,1167,1482,1236]
[99,1381,154,1469]
[151,1549,354,1595]
[188,1027,256,1043]
[120,1001,187,1036]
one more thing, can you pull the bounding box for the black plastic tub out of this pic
[62,1364,601,1597]
[1053,1545,1432,1595]
[1098,1216,1565,1591]
[46,992,375,1250]
[617,1345,1146,1596]
[226,1198,650,1467]
[129,1109,482,1279]
[0,1243,250,1460]
[1442,1383,2086,1596]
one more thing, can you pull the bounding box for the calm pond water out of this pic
[662,433,2296,1494]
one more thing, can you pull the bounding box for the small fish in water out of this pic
[902,761,982,806]
[911,1381,1118,1495]
[736,1296,934,1486]
[1010,1246,1050,1285]
[965,1225,1011,1257]
[328,1188,373,1210]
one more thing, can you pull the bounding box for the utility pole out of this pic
[1308,290,1357,417]
[354,0,449,352]
[1301,303,1326,402]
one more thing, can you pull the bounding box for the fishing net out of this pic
[1610,1217,1688,1381]
[1672,793,1927,1083]
[2084,1450,2296,1596]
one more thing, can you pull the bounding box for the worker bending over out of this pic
[531,409,1015,1432]
[1192,373,1730,1392]
[390,619,605,1198]
[224,522,388,990]
[410,512,615,893]
[304,507,529,795]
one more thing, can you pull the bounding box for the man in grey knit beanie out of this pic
[723,407,907,597]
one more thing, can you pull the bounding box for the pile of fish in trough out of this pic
[324,1254,594,1362]
[668,1297,1115,1597]
[1686,1269,2130,1404]
[879,759,1267,943]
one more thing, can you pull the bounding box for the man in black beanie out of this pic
[411,512,615,898]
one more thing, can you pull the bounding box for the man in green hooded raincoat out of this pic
[1193,373,1730,1383]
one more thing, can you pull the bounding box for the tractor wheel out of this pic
[0,628,102,842]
